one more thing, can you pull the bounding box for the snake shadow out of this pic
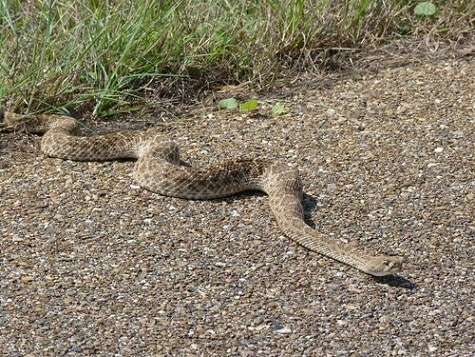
[207,191,417,289]
[302,193,417,290]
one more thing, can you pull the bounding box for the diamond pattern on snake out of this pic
[1,111,404,276]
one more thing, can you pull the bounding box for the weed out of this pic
[0,0,473,115]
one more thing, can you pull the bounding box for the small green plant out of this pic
[414,2,437,16]
[239,99,258,111]
[218,98,284,116]
[218,98,257,111]
[271,104,285,116]
[218,98,239,110]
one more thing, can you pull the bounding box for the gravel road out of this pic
[1,56,474,356]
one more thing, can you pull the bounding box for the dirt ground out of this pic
[1,50,474,356]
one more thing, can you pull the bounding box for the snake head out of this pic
[366,256,404,276]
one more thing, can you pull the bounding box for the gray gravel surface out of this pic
[1,57,474,356]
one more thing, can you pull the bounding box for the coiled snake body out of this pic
[1,111,403,276]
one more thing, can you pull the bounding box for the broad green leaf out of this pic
[218,98,238,110]
[239,99,258,111]
[271,104,284,115]
[414,2,436,16]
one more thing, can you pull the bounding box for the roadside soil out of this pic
[1,47,474,356]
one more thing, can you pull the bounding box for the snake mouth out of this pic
[370,257,404,276]
[368,270,398,277]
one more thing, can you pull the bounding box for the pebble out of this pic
[1,56,474,356]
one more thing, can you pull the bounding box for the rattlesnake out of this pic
[0,111,403,276]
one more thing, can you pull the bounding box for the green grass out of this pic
[0,0,473,116]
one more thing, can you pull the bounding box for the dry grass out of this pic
[0,0,473,116]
